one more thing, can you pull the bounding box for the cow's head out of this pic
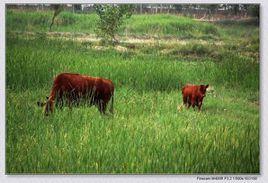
[199,84,209,97]
[37,96,49,107]
[37,96,52,116]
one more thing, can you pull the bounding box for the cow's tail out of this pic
[109,94,114,114]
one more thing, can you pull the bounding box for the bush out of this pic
[94,4,134,44]
[202,24,219,35]
[249,5,259,19]
[33,14,50,27]
[60,13,76,25]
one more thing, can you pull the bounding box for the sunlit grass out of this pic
[7,85,259,173]
[6,10,259,174]
[6,37,259,174]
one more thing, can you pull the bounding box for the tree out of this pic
[249,5,259,19]
[73,4,82,13]
[50,4,64,31]
[232,4,240,15]
[94,4,134,44]
[173,4,183,13]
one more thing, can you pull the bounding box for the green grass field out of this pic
[6,9,259,174]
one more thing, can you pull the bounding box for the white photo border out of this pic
[1,0,267,182]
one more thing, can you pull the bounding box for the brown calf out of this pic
[182,84,209,111]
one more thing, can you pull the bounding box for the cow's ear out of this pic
[206,84,209,88]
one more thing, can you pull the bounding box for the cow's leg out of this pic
[198,100,203,111]
[44,100,54,116]
[191,96,196,109]
[184,96,191,109]
[195,97,199,107]
[66,95,73,110]
[187,100,191,108]
[89,95,94,107]
[98,100,107,114]
[183,95,188,106]
[56,97,64,109]
[198,103,202,111]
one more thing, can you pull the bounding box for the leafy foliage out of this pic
[94,4,134,44]
[249,5,260,19]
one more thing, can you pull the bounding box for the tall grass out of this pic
[6,88,259,173]
[6,10,259,174]
[6,37,259,173]
[7,37,259,92]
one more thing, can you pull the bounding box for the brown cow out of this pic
[37,73,114,115]
[182,84,209,111]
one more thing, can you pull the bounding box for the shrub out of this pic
[60,13,76,25]
[94,4,134,44]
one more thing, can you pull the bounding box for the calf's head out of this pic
[199,84,209,97]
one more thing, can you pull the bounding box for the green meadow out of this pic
[6,10,259,173]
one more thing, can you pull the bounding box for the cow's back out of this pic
[53,73,94,92]
[182,84,198,96]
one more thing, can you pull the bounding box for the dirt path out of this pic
[10,31,224,46]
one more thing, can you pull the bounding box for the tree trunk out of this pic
[50,5,63,31]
